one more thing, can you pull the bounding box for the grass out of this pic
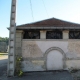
[0,53,8,60]
[0,53,8,56]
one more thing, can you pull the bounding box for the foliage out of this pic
[70,69,78,73]
[16,56,24,76]
[0,37,9,45]
[69,68,79,73]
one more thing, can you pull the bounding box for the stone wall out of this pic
[15,30,80,71]
[21,40,80,71]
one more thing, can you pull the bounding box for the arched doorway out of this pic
[47,50,63,70]
[44,47,66,70]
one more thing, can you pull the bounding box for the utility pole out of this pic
[7,0,16,76]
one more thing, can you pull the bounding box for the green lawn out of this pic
[0,53,8,57]
[0,53,8,55]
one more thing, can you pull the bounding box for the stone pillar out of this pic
[63,30,69,39]
[7,0,16,76]
[16,30,23,56]
[40,30,46,39]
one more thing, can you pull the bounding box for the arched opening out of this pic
[44,47,66,70]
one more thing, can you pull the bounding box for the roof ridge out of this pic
[17,17,80,27]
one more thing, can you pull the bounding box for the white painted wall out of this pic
[66,60,80,69]
[22,40,80,71]
[22,60,45,71]
[22,40,68,56]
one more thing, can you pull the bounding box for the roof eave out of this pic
[16,26,80,29]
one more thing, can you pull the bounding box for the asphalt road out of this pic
[0,57,73,80]
[5,71,73,80]
[0,59,7,76]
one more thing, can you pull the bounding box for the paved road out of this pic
[12,71,73,80]
[0,59,7,76]
[1,71,73,80]
[0,57,73,80]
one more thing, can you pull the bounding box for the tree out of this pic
[0,37,9,45]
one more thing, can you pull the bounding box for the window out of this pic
[46,31,62,39]
[69,31,80,39]
[23,31,40,39]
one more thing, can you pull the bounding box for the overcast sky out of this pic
[0,0,80,37]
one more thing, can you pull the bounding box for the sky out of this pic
[0,0,80,37]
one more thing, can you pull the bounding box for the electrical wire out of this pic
[30,0,34,21]
[42,0,49,18]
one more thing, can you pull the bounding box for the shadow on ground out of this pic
[2,71,73,80]
[0,59,7,76]
[0,56,73,80]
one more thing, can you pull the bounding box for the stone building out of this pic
[13,17,80,72]
[0,42,7,52]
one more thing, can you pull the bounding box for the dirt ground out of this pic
[0,55,8,60]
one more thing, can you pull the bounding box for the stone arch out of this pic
[44,47,66,70]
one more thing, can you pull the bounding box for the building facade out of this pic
[14,18,80,72]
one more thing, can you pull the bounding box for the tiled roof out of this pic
[17,17,80,29]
